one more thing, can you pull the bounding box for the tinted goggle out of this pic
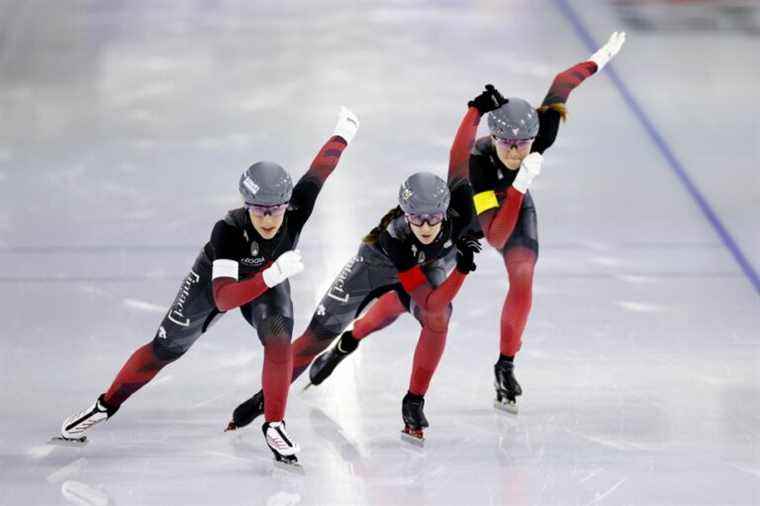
[406,211,445,227]
[493,136,535,150]
[246,202,289,217]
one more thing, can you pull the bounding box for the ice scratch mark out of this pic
[191,392,230,408]
[266,492,302,506]
[61,480,110,506]
[591,256,622,267]
[216,351,258,368]
[203,451,256,464]
[579,468,603,483]
[730,463,760,479]
[565,429,629,451]
[123,298,167,314]
[46,457,87,483]
[616,301,663,313]
[148,375,172,386]
[28,445,56,459]
[615,274,658,284]
[586,477,628,505]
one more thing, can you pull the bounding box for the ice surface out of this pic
[1,1,758,505]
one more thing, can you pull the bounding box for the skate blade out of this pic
[273,458,304,474]
[224,421,238,432]
[494,399,519,414]
[301,382,313,392]
[400,430,425,447]
[49,435,88,447]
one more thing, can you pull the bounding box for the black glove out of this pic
[455,232,482,273]
[467,84,507,114]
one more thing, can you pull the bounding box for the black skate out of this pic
[304,331,358,390]
[51,394,118,446]
[494,358,522,414]
[401,392,429,446]
[226,390,264,431]
[262,421,302,471]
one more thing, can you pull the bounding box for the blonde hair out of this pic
[537,102,567,122]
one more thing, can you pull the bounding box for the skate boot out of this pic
[305,331,359,389]
[401,392,429,445]
[262,421,301,469]
[52,394,118,445]
[494,356,522,414]
[226,390,264,431]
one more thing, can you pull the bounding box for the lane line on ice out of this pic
[552,0,760,297]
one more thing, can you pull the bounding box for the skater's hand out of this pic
[333,106,359,143]
[589,31,626,72]
[263,250,304,287]
[455,232,482,273]
[512,152,542,194]
[468,84,507,114]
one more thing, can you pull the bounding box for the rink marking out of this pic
[553,0,760,297]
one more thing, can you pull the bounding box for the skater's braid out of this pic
[363,206,404,245]
[536,103,567,121]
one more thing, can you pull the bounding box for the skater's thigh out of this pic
[502,190,539,260]
[409,252,457,323]
[310,247,401,337]
[152,268,221,361]
[240,281,294,343]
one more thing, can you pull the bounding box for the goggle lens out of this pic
[247,203,289,217]
[494,137,534,149]
[406,212,445,227]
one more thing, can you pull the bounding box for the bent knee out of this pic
[420,303,452,333]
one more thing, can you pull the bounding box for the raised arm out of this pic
[300,107,358,186]
[541,32,626,109]
[448,107,481,184]
[288,107,359,226]
[449,85,508,184]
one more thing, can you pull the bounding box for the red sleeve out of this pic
[541,61,597,107]
[212,274,269,312]
[448,107,482,183]
[478,186,525,250]
[399,266,468,312]
[302,135,348,185]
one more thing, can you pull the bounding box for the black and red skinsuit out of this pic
[99,135,348,423]
[256,105,484,399]
[469,60,597,359]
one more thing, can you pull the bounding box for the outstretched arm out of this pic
[299,106,359,187]
[534,31,626,153]
[289,107,359,226]
[542,32,626,108]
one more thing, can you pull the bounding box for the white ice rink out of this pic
[1,1,759,505]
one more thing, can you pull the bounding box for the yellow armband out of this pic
[473,190,498,215]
